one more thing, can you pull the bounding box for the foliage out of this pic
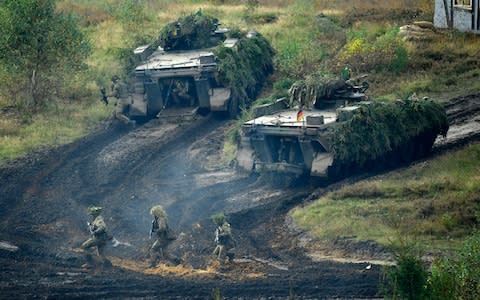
[150,11,275,108]
[0,0,91,112]
[273,14,343,79]
[385,231,480,300]
[428,232,480,300]
[287,72,347,107]
[427,257,457,300]
[214,31,275,107]
[111,0,150,32]
[337,26,408,74]
[210,213,226,225]
[155,12,220,51]
[292,141,480,251]
[271,78,295,100]
[57,1,110,26]
[384,245,428,300]
[329,99,449,167]
[0,100,110,163]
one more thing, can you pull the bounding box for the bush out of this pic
[428,232,480,300]
[338,27,408,74]
[427,257,456,300]
[385,243,427,299]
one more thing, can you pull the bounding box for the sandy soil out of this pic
[0,94,479,299]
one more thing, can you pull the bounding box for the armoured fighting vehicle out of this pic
[236,75,449,179]
[126,13,274,120]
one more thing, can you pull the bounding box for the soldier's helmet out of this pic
[111,75,120,82]
[211,213,226,225]
[150,205,167,219]
[88,206,103,215]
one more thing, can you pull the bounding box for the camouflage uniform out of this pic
[80,206,113,257]
[213,218,235,261]
[341,66,351,81]
[149,205,177,266]
[110,75,132,125]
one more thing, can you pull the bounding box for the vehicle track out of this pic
[1,94,479,299]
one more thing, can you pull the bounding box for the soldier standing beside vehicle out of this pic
[80,206,113,265]
[148,205,178,267]
[212,213,235,262]
[104,75,135,126]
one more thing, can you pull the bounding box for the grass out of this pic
[292,142,480,252]
[0,100,110,164]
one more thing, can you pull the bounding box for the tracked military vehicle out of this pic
[127,13,274,120]
[236,75,449,179]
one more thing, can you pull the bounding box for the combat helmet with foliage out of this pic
[150,205,167,219]
[87,206,103,215]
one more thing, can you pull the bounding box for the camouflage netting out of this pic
[155,12,221,51]
[210,213,226,225]
[214,31,275,106]
[150,205,167,219]
[329,99,449,168]
[154,13,275,106]
[288,73,347,107]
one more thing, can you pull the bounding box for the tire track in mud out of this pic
[434,93,480,151]
[0,125,129,243]
[1,95,480,299]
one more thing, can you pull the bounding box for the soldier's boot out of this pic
[81,253,95,269]
[172,257,182,266]
[149,258,158,267]
[149,252,159,267]
[102,258,113,268]
[226,252,235,262]
[115,112,131,125]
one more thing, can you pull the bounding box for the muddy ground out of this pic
[0,94,479,299]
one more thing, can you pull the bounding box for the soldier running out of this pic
[80,206,113,266]
[212,213,236,262]
[148,205,178,266]
[104,75,135,126]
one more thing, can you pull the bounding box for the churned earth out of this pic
[0,94,479,299]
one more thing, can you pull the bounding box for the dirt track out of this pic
[0,94,479,299]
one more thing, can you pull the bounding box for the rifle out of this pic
[149,219,156,239]
[100,87,109,105]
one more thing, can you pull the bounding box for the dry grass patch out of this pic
[315,0,432,13]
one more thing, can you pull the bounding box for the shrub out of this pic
[337,27,408,74]
[427,231,480,300]
[386,252,428,299]
[427,257,456,300]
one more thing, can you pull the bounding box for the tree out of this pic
[0,0,91,112]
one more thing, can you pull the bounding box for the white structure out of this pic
[434,0,480,33]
